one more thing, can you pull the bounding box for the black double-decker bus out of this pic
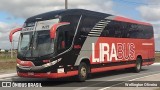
[9,9,154,81]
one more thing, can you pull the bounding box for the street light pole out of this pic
[65,0,68,9]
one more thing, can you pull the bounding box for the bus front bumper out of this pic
[16,58,78,78]
[17,71,78,78]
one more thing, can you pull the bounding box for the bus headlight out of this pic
[43,63,52,67]
[17,63,20,67]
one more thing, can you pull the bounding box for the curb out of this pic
[0,73,17,79]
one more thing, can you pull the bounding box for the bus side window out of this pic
[127,24,153,39]
[102,21,123,38]
[57,31,65,51]
[127,24,138,38]
[64,31,72,49]
[57,31,69,51]
[114,22,123,38]
[102,22,113,37]
[56,15,80,54]
[79,16,100,37]
[143,26,153,39]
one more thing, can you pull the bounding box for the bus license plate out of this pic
[28,72,34,75]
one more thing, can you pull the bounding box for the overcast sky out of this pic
[0,0,159,51]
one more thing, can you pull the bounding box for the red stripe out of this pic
[17,71,78,78]
[17,59,34,67]
[114,16,152,26]
[50,22,70,38]
[57,71,78,78]
[142,62,154,66]
[91,64,135,73]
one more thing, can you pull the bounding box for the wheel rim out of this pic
[80,66,86,78]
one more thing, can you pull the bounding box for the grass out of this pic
[155,53,160,62]
[0,57,16,61]
[156,88,160,90]
[0,53,17,73]
[0,60,16,73]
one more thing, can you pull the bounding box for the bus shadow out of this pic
[11,68,148,87]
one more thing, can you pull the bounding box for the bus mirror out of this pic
[9,28,22,42]
[50,22,70,39]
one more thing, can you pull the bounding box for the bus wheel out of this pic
[134,58,142,73]
[77,62,88,81]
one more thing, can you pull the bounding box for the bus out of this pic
[9,9,155,81]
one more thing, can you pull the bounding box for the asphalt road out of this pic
[1,64,160,90]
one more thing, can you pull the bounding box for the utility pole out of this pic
[65,0,68,9]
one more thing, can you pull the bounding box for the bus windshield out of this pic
[18,30,54,57]
[18,18,59,58]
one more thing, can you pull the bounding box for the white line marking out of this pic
[96,23,105,26]
[0,78,12,80]
[98,72,160,90]
[93,27,103,29]
[129,73,160,81]
[152,63,160,66]
[98,81,125,90]
[98,22,106,24]
[88,34,100,36]
[0,73,17,79]
[91,29,100,31]
[0,76,21,80]
[89,32,101,34]
[142,43,153,46]
[74,71,160,90]
[96,26,104,28]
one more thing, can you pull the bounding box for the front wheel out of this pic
[134,58,142,73]
[77,62,88,81]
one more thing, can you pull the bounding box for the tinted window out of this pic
[56,15,80,54]
[127,24,153,39]
[61,15,80,35]
[102,20,153,39]
[101,21,124,38]
[80,16,100,36]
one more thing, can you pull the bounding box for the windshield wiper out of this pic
[23,34,34,57]
[29,34,34,49]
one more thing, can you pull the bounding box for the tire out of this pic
[134,58,142,73]
[77,62,88,81]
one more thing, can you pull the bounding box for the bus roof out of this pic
[114,16,151,26]
[25,9,152,26]
[25,9,111,23]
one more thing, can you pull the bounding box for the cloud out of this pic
[0,0,115,49]
[153,24,160,51]
[137,6,160,21]
[0,22,20,33]
[0,0,160,51]
[0,0,64,19]
[0,0,114,19]
[0,22,9,33]
[76,0,114,14]
[136,0,160,51]
[0,21,21,49]
[137,0,160,21]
